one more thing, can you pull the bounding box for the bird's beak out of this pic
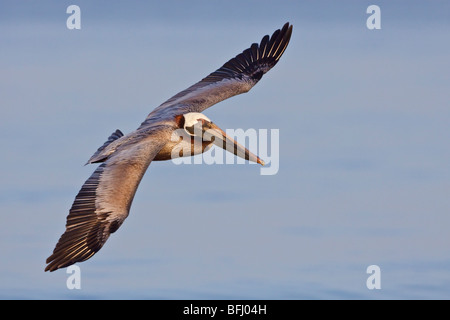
[202,122,265,166]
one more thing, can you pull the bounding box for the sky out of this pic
[0,1,449,299]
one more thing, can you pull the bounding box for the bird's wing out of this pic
[140,22,293,127]
[45,125,173,272]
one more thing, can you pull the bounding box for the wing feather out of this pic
[45,126,173,272]
[141,23,293,126]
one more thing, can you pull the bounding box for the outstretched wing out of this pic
[45,126,173,272]
[141,22,293,126]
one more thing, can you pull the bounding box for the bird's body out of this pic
[45,23,293,272]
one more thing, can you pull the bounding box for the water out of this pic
[1,1,449,299]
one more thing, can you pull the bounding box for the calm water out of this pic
[1,1,449,299]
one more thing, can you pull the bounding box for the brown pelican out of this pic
[45,23,293,272]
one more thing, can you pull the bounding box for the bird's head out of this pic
[181,112,213,137]
[176,112,265,166]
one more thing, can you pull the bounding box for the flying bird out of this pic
[45,22,293,272]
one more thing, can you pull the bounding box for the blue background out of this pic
[1,0,449,299]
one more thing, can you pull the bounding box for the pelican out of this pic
[45,22,293,272]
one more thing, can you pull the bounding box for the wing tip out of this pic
[45,245,97,272]
[45,254,71,272]
[201,22,293,84]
